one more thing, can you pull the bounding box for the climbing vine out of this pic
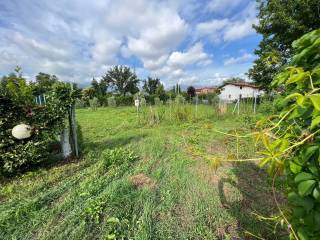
[258,29,320,239]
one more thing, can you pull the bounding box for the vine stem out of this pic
[308,74,315,90]
[272,171,299,240]
[269,106,296,131]
[283,129,320,153]
[211,128,255,138]
[244,231,266,240]
[222,157,263,162]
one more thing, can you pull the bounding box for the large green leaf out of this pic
[298,180,316,196]
[313,187,320,202]
[288,192,314,211]
[311,116,320,130]
[295,172,314,183]
[290,161,302,174]
[297,227,309,240]
[310,94,320,111]
[300,146,319,163]
[286,72,308,84]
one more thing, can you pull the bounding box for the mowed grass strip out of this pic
[0,106,285,239]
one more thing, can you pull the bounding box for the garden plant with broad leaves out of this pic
[258,29,320,239]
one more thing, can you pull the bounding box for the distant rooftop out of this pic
[220,81,259,89]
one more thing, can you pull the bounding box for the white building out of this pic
[219,82,262,102]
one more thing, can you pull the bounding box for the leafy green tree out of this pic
[0,66,33,104]
[174,84,181,94]
[249,0,320,90]
[143,77,161,95]
[187,86,196,100]
[31,72,59,95]
[91,78,101,97]
[99,78,108,96]
[82,87,95,99]
[101,66,139,96]
[155,83,167,100]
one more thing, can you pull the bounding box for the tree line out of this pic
[1,65,218,107]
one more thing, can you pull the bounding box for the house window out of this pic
[240,86,243,89]
[228,94,231,99]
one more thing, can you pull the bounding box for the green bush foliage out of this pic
[114,95,133,106]
[107,96,117,107]
[154,97,162,106]
[259,29,320,239]
[0,77,77,174]
[175,94,185,105]
[140,97,147,107]
[89,97,99,110]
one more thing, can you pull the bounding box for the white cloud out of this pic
[149,42,212,83]
[143,55,168,70]
[91,37,121,65]
[223,19,258,42]
[196,2,257,42]
[12,32,71,61]
[125,4,187,69]
[196,19,229,36]
[224,52,254,65]
[167,42,211,69]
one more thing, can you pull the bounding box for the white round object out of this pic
[11,124,33,140]
[134,99,140,107]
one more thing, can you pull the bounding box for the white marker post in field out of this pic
[253,92,259,114]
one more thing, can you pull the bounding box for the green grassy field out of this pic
[0,105,286,239]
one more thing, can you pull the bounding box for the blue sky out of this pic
[0,0,260,88]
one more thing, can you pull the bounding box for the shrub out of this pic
[75,98,86,108]
[208,93,219,106]
[154,97,162,106]
[140,97,147,107]
[89,97,99,110]
[114,95,133,106]
[144,95,155,105]
[257,101,275,114]
[107,96,117,107]
[100,148,138,170]
[0,81,77,174]
[175,94,185,105]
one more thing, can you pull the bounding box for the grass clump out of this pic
[100,147,138,170]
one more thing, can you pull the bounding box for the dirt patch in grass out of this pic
[216,223,240,240]
[207,140,228,155]
[129,174,156,190]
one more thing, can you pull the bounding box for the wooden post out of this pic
[69,83,79,157]
[253,93,257,114]
[237,95,240,115]
[195,95,198,119]
[71,105,79,157]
